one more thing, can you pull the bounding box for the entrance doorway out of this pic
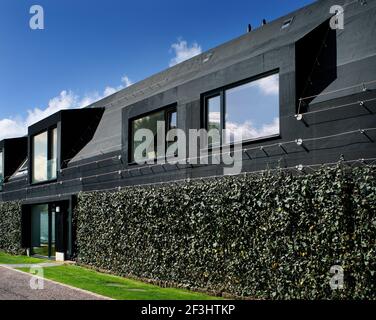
[31,204,56,258]
[22,200,71,261]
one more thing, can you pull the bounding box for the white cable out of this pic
[296,97,376,117]
[14,157,376,202]
[1,128,375,196]
[300,79,376,102]
[61,155,121,173]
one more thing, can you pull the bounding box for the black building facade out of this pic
[1,0,376,260]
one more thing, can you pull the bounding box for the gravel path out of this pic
[0,266,109,300]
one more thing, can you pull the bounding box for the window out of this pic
[295,19,337,112]
[166,109,177,150]
[206,95,221,146]
[130,106,177,163]
[11,159,28,179]
[281,17,294,30]
[50,127,58,176]
[32,128,58,183]
[0,150,3,191]
[167,110,177,131]
[204,72,280,144]
[31,204,56,258]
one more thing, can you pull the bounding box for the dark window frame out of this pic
[202,69,281,146]
[9,158,28,180]
[204,93,223,147]
[30,126,58,185]
[128,104,177,164]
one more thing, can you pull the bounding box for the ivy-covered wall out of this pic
[75,165,375,299]
[0,201,22,255]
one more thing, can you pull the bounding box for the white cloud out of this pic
[0,118,27,140]
[103,87,117,97]
[225,118,280,142]
[207,111,279,141]
[0,90,78,141]
[208,111,221,124]
[0,75,133,141]
[255,74,279,96]
[121,75,133,88]
[26,90,78,126]
[169,39,202,67]
[101,75,134,101]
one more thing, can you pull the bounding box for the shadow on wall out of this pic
[296,19,338,112]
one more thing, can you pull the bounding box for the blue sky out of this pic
[0,0,314,140]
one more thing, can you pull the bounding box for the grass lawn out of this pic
[18,264,222,300]
[0,251,49,264]
[0,251,221,300]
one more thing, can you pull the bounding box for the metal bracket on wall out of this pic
[360,129,373,142]
[279,144,288,154]
[296,139,309,153]
[295,114,309,127]
[243,149,252,160]
[260,146,269,157]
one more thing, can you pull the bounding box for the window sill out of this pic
[30,179,58,187]
[203,133,281,152]
[236,133,281,146]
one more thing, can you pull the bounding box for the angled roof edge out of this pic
[9,158,28,181]
[82,0,336,111]
[28,107,104,135]
[70,0,375,163]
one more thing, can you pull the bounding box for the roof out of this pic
[70,0,375,163]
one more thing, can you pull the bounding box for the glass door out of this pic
[31,204,56,258]
[50,211,56,257]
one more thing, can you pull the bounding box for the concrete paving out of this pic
[0,266,109,300]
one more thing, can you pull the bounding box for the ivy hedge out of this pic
[75,165,375,299]
[0,201,23,255]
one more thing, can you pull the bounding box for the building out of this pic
[0,0,375,261]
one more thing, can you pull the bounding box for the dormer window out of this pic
[11,159,28,179]
[27,108,104,184]
[0,137,28,189]
[32,127,57,184]
[281,17,294,30]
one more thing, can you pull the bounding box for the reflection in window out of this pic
[131,107,177,162]
[168,111,177,130]
[167,110,177,150]
[32,128,58,183]
[131,110,165,162]
[225,73,279,143]
[32,131,48,183]
[207,95,221,146]
[31,204,55,258]
[50,128,57,180]
[205,73,280,144]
